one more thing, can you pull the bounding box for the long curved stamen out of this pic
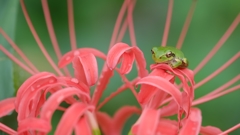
[117,69,138,97]
[41,0,71,76]
[116,0,136,44]
[20,0,63,76]
[0,123,17,135]
[41,0,62,60]
[219,124,240,135]
[194,75,239,103]
[0,45,35,75]
[0,28,39,73]
[116,18,128,43]
[193,14,240,74]
[68,0,77,50]
[203,75,240,97]
[127,0,137,47]
[195,52,240,89]
[176,0,197,49]
[109,0,130,48]
[97,78,138,110]
[161,0,174,47]
[193,85,240,105]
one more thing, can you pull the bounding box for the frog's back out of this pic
[159,46,185,58]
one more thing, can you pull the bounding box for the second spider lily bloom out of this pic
[128,57,195,134]
[138,64,194,116]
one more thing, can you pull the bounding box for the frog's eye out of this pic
[151,49,154,54]
[166,51,175,58]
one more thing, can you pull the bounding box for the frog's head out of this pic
[151,47,175,63]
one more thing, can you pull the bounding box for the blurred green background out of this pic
[0,0,240,134]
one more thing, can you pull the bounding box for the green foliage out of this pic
[0,0,19,100]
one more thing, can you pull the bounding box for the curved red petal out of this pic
[96,112,113,135]
[151,64,194,117]
[133,108,160,135]
[132,46,148,77]
[138,69,174,107]
[113,106,141,133]
[18,118,51,134]
[107,43,148,76]
[17,81,74,121]
[79,48,107,60]
[55,103,94,135]
[150,68,175,80]
[156,119,178,135]
[176,68,195,109]
[72,56,88,85]
[106,42,132,70]
[15,72,57,112]
[72,54,98,86]
[151,64,192,96]
[17,86,67,121]
[17,91,43,121]
[40,87,90,122]
[58,50,77,68]
[79,53,98,86]
[91,65,114,106]
[96,106,140,135]
[119,52,135,74]
[75,116,92,135]
[137,85,159,106]
[149,90,168,109]
[58,48,106,68]
[179,108,202,135]
[17,76,67,121]
[148,69,174,108]
[160,100,178,117]
[34,92,46,117]
[58,77,89,94]
[17,76,86,118]
[177,68,195,88]
[0,97,15,118]
[136,76,182,110]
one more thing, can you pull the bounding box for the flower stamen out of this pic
[176,0,197,49]
[20,0,63,76]
[67,0,77,50]
[41,0,71,76]
[0,28,39,73]
[193,14,240,74]
[195,52,240,89]
[161,0,173,47]
[0,45,35,75]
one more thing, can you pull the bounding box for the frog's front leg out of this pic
[180,58,188,68]
[170,58,183,68]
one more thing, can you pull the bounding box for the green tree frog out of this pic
[151,46,188,68]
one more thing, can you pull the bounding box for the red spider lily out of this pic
[0,0,240,135]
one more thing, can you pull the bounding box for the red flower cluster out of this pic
[0,42,228,135]
[0,0,239,135]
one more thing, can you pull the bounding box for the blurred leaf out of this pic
[0,0,19,100]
